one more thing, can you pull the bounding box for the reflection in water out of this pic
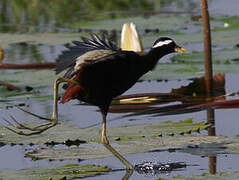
[209,156,217,175]
[122,169,134,180]
[207,109,215,136]
[207,109,216,174]
[134,161,186,176]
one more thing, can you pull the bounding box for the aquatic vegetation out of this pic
[0,163,110,180]
[0,1,239,178]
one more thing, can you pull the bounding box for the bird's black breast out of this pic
[78,51,144,105]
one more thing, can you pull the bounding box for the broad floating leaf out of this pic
[0,119,211,145]
[0,163,110,180]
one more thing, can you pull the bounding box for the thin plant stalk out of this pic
[200,0,213,96]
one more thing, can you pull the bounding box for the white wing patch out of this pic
[74,49,115,71]
[152,40,173,48]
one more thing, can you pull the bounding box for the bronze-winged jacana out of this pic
[5,34,187,169]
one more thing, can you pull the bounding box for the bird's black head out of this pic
[152,37,188,54]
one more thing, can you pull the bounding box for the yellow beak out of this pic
[174,46,188,54]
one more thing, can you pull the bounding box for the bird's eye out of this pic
[152,40,173,48]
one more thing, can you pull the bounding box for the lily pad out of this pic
[76,15,195,33]
[1,16,239,82]
[0,32,87,48]
[0,70,55,89]
[0,163,110,180]
[0,118,211,145]
[213,16,239,31]
[0,119,229,161]
[22,135,239,161]
[0,70,58,100]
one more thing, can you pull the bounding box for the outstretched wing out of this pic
[55,34,120,75]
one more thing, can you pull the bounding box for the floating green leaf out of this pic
[0,118,211,145]
[0,119,221,161]
[0,163,110,180]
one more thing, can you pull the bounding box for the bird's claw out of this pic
[3,115,57,136]
[2,110,57,136]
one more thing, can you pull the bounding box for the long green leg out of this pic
[101,112,134,170]
[51,77,81,124]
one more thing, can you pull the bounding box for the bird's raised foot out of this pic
[3,115,57,136]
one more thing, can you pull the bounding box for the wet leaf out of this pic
[141,63,239,81]
[0,119,210,145]
[0,119,221,161]
[75,15,194,35]
[0,163,110,180]
[1,15,239,83]
[213,16,239,31]
[22,135,239,161]
[0,33,85,48]
[0,70,57,99]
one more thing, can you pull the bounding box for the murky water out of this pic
[1,0,239,179]
[1,144,239,179]
[1,76,239,179]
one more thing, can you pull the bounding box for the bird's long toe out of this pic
[2,115,57,136]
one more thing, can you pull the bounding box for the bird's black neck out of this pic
[144,46,173,71]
